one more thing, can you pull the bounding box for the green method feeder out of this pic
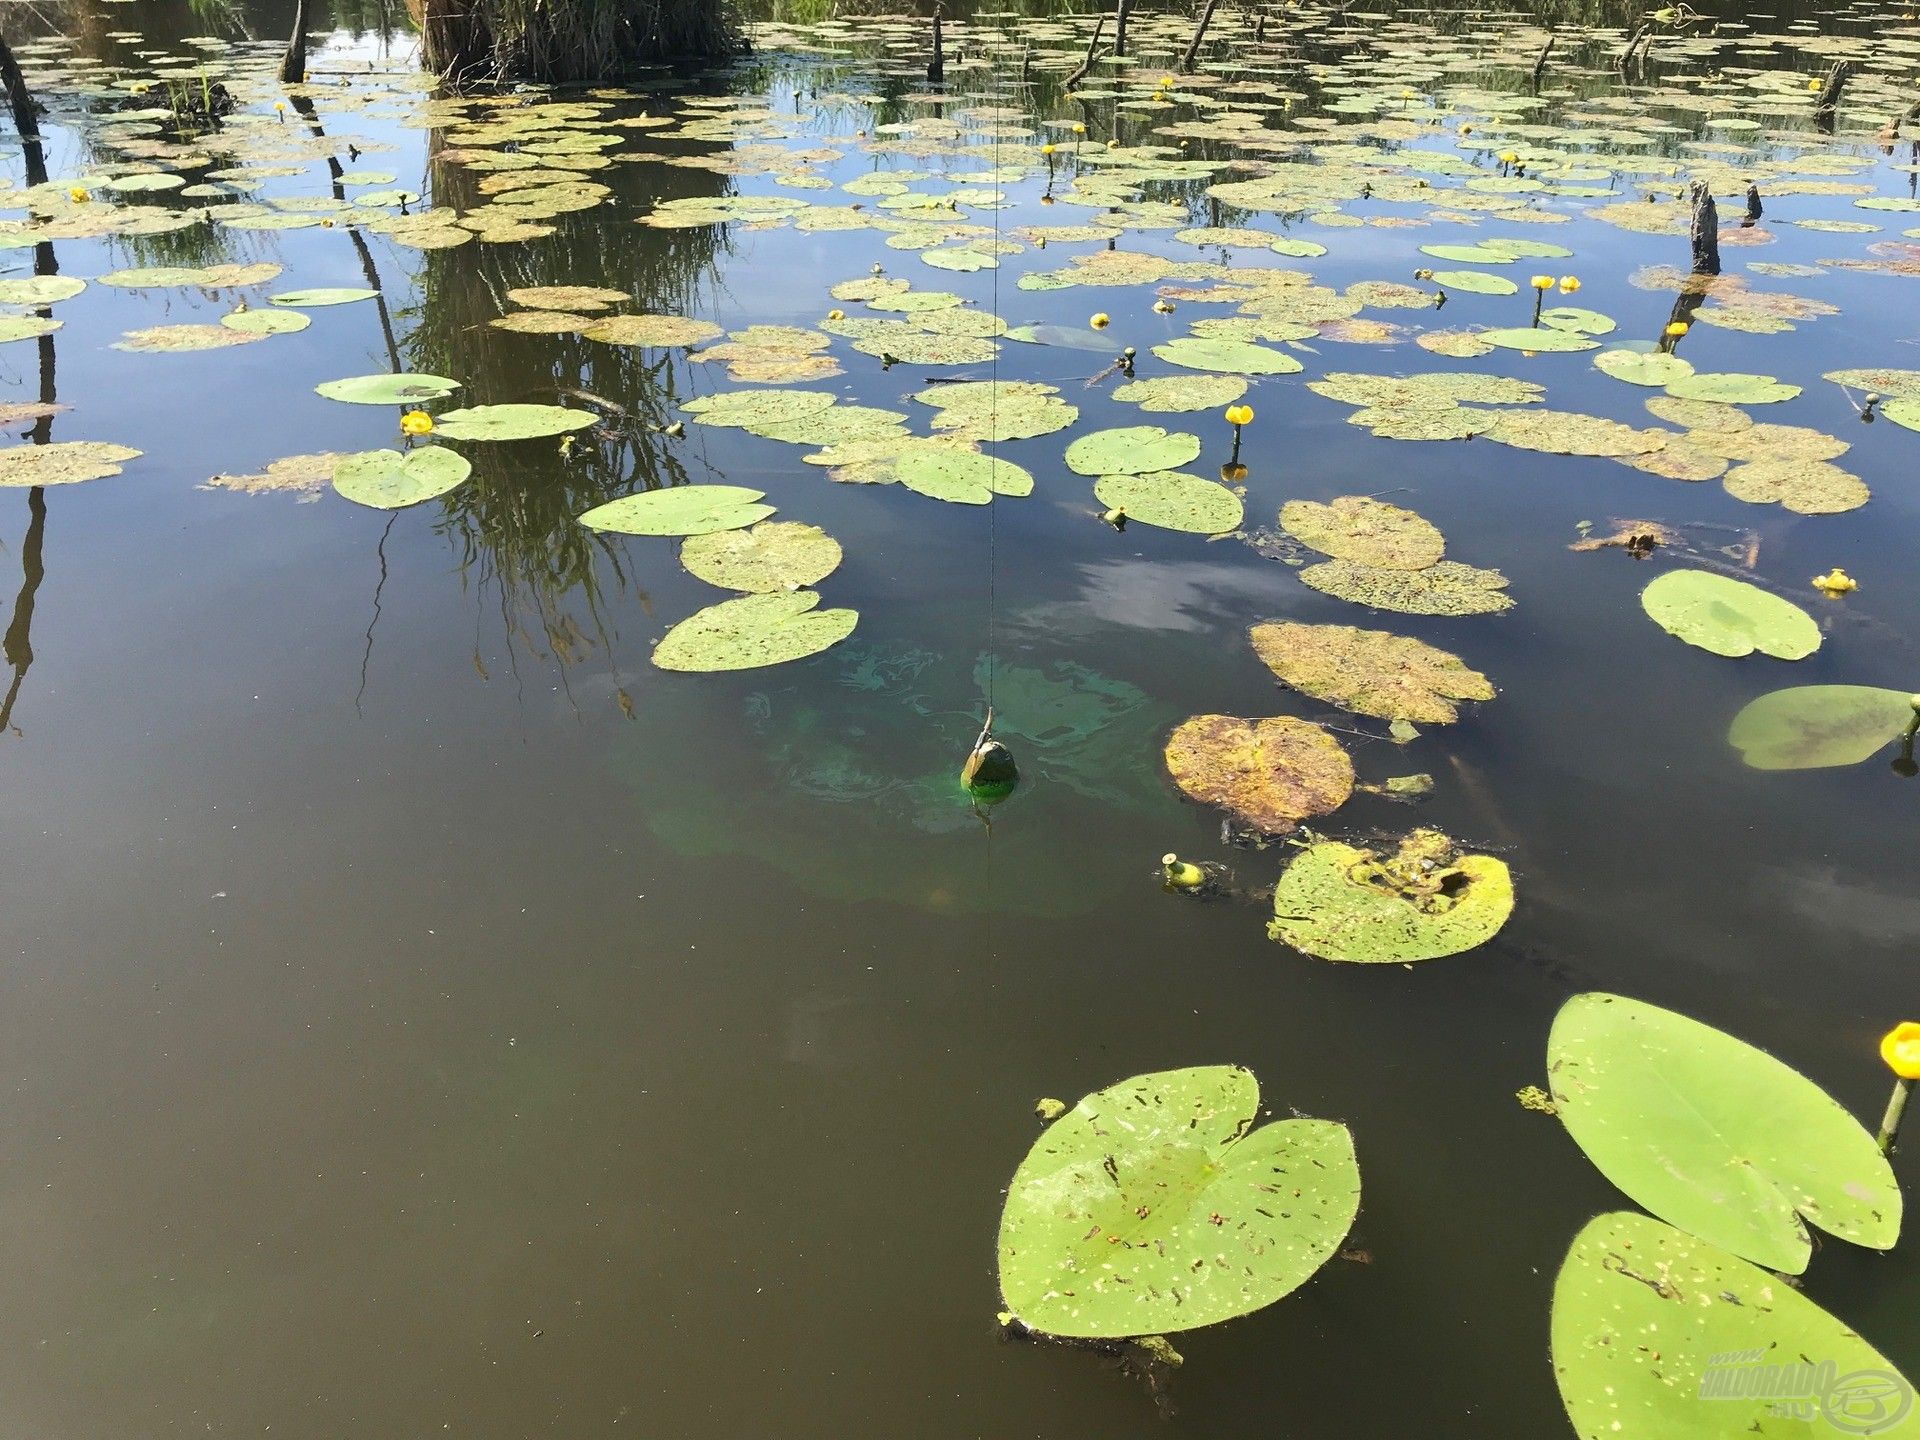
[961,708,1018,802]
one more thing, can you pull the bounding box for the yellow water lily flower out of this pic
[1558,275,1581,293]
[1225,404,1254,427]
[67,186,89,203]
[1071,122,1086,135]
[1811,568,1857,596]
[400,410,434,437]
[1040,142,1055,156]
[1665,320,1690,337]
[1884,1022,1920,1080]
[1499,150,1518,164]
[274,100,286,111]
[1530,274,1554,290]
[1089,312,1109,329]
[1152,298,1175,314]
[827,308,844,321]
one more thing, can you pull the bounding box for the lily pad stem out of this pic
[1878,1077,1911,1155]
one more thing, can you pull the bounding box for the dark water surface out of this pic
[0,1,1916,1434]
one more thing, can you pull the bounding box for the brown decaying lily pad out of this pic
[1163,715,1354,834]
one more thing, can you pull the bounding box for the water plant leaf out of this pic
[506,284,628,311]
[114,323,264,353]
[331,446,472,509]
[1476,326,1602,353]
[315,373,462,406]
[1547,993,1900,1273]
[1727,686,1916,770]
[1280,497,1444,569]
[582,313,722,347]
[1268,829,1513,962]
[996,1065,1359,1338]
[896,449,1034,504]
[1721,459,1868,516]
[1250,622,1494,725]
[1150,336,1303,374]
[0,276,84,305]
[1429,270,1516,295]
[1163,715,1353,834]
[432,404,595,441]
[0,441,140,487]
[1110,374,1248,412]
[578,484,775,537]
[220,307,310,335]
[1665,372,1801,405]
[1300,559,1512,616]
[1538,306,1616,337]
[1595,350,1693,387]
[683,389,838,429]
[1065,425,1201,476]
[269,287,379,307]
[680,521,841,592]
[0,315,59,343]
[1640,571,1820,660]
[1093,471,1243,534]
[652,591,857,673]
[1552,1213,1920,1440]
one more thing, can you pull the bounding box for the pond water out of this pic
[1,0,1917,1433]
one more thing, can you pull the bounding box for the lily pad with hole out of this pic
[997,1065,1360,1339]
[0,441,140,486]
[1538,306,1616,337]
[652,591,857,673]
[1552,1213,1920,1440]
[680,521,841,592]
[579,484,775,537]
[1250,622,1494,724]
[1728,685,1917,770]
[331,446,472,509]
[1280,496,1444,569]
[1268,828,1514,962]
[1547,993,1899,1273]
[1640,571,1820,660]
[1163,715,1353,834]
[1065,425,1201,477]
[315,373,462,406]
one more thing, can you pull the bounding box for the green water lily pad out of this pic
[1665,372,1801,405]
[896,449,1034,505]
[653,591,858,672]
[681,520,841,592]
[1429,270,1517,295]
[1151,337,1303,375]
[315,373,461,406]
[1301,559,1513,616]
[331,446,472,509]
[1722,459,1868,516]
[1111,374,1249,412]
[0,315,59,343]
[1094,471,1243,534]
[1728,686,1917,770]
[433,403,595,441]
[1250,622,1494,725]
[583,313,722,347]
[0,275,84,305]
[997,1065,1359,1338]
[220,307,310,335]
[1552,1213,1920,1440]
[684,389,838,429]
[579,484,775,537]
[1547,993,1900,1273]
[1066,426,1201,477]
[1164,714,1353,834]
[269,287,379,307]
[1477,326,1601,353]
[506,284,628,312]
[0,440,140,486]
[1640,570,1820,660]
[114,323,262,353]
[1280,496,1444,569]
[1595,349,1693,386]
[1539,306,1616,337]
[1269,828,1513,962]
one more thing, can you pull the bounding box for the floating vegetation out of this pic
[1640,571,1821,660]
[578,485,775,537]
[0,441,141,487]
[1728,686,1918,770]
[1299,560,1513,617]
[1092,471,1242,534]
[1065,426,1201,477]
[332,448,473,510]
[997,1066,1359,1338]
[1268,829,1514,963]
[1280,497,1445,570]
[1162,715,1353,835]
[1251,623,1495,725]
[681,522,842,593]
[652,592,858,673]
[1547,994,1900,1273]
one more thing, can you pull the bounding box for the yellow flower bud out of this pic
[1530,274,1554,290]
[1883,1022,1920,1080]
[827,309,844,320]
[1665,321,1690,337]
[1558,275,1581,293]
[1089,312,1109,329]
[1225,404,1254,426]
[400,410,434,437]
